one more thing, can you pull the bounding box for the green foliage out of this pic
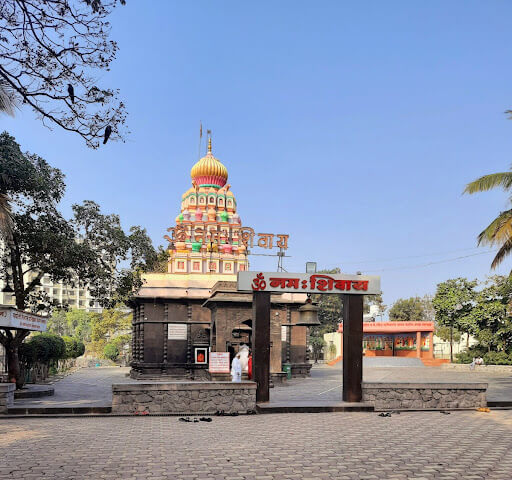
[0,133,161,313]
[103,343,120,362]
[19,333,66,366]
[389,297,425,322]
[87,309,132,357]
[310,336,326,362]
[432,278,477,334]
[62,336,85,359]
[469,276,512,352]
[311,268,342,334]
[464,168,512,270]
[47,309,95,342]
[483,351,512,365]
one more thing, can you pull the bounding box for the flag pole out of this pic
[198,121,202,161]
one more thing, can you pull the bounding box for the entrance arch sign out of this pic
[237,272,380,295]
[237,271,381,404]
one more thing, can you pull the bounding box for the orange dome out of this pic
[191,138,228,188]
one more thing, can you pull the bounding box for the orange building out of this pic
[338,321,434,359]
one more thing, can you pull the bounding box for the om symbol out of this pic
[252,273,267,291]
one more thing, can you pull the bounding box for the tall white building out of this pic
[0,273,102,313]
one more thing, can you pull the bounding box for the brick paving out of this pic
[1,410,512,479]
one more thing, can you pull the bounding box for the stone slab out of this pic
[0,383,15,413]
[362,382,487,411]
[112,381,257,414]
[112,381,257,392]
[363,382,488,390]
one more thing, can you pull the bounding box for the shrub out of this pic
[103,342,120,361]
[19,333,68,367]
[483,351,512,365]
[455,351,474,364]
[455,346,487,364]
[62,336,86,359]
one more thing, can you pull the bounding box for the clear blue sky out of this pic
[3,1,512,310]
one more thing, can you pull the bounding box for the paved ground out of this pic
[12,363,512,408]
[13,367,132,408]
[270,362,512,403]
[1,410,512,479]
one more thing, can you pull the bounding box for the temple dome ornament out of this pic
[190,138,228,188]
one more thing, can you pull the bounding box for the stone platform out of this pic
[362,382,487,411]
[112,381,257,414]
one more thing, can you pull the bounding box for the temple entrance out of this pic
[237,271,381,405]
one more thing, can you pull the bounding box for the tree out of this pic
[0,0,127,148]
[47,308,94,342]
[432,278,477,362]
[0,133,158,386]
[311,268,343,334]
[389,297,425,322]
[88,308,131,357]
[103,342,119,361]
[310,336,326,363]
[468,276,512,353]
[464,167,512,269]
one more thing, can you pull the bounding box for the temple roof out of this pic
[190,138,228,188]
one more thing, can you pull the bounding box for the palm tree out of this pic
[0,79,17,240]
[464,169,512,268]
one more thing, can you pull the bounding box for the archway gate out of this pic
[237,271,381,403]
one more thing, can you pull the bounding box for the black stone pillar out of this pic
[253,291,271,403]
[342,294,363,402]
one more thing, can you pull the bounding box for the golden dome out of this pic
[190,138,228,188]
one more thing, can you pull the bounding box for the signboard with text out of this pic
[168,323,188,340]
[237,271,381,295]
[209,352,230,373]
[0,307,47,332]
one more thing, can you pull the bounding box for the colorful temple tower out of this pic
[168,137,249,275]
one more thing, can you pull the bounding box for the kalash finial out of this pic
[207,135,212,153]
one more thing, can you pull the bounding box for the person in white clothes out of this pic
[231,353,242,382]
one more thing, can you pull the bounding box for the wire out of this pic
[339,246,485,265]
[360,250,497,273]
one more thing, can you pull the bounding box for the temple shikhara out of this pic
[166,137,249,276]
[130,136,309,379]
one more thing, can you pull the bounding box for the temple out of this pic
[130,136,310,379]
[167,137,249,275]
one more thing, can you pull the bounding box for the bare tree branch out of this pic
[0,0,128,148]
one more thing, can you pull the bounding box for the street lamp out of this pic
[450,303,463,363]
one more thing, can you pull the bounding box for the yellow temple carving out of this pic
[167,137,249,275]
